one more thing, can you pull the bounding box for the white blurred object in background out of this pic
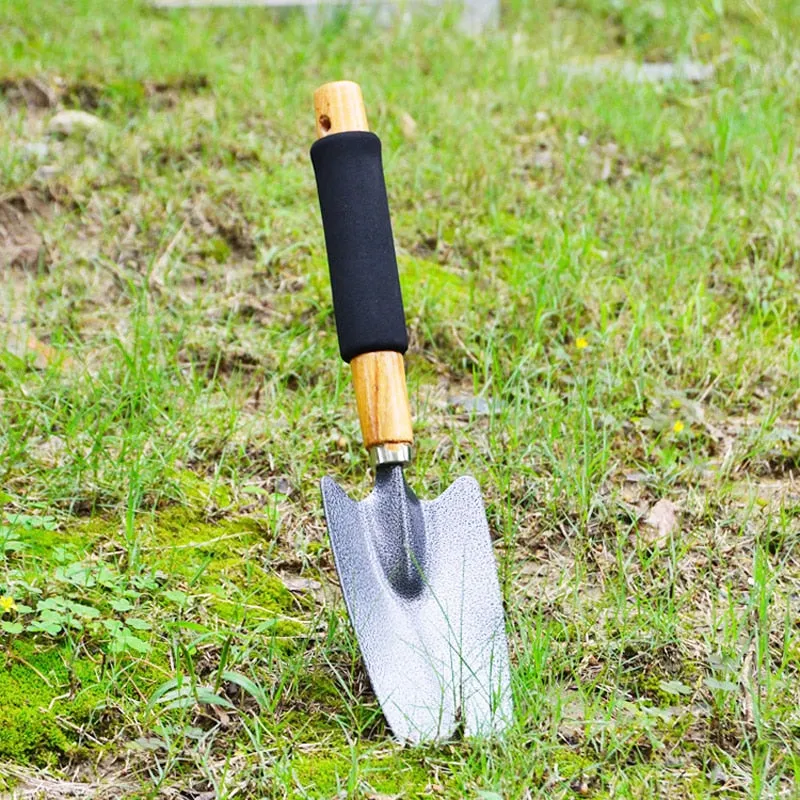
[151,0,499,33]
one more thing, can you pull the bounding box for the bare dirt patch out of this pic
[0,190,53,269]
[145,75,209,109]
[0,77,57,109]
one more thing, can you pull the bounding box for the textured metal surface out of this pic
[321,465,512,743]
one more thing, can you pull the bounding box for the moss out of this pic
[401,256,473,314]
[298,670,341,706]
[146,507,265,583]
[631,667,701,709]
[0,704,69,766]
[202,236,232,264]
[364,751,431,793]
[287,671,384,730]
[6,519,85,559]
[166,469,233,511]
[68,516,121,541]
[205,561,305,644]
[293,751,347,792]
[0,641,106,765]
[56,517,120,569]
[146,506,303,638]
[278,709,344,740]
[207,567,299,620]
[293,747,431,798]
[550,747,594,780]
[149,505,267,549]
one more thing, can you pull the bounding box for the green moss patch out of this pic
[165,469,233,512]
[147,505,268,549]
[550,747,595,780]
[143,506,304,638]
[293,747,431,798]
[0,641,105,765]
[144,506,268,580]
[4,513,96,560]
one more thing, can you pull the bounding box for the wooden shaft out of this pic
[313,81,369,138]
[350,352,413,450]
[314,81,413,452]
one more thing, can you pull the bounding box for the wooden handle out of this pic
[313,81,369,138]
[350,352,413,451]
[313,81,413,454]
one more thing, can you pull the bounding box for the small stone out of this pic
[274,475,292,495]
[131,736,167,752]
[280,573,322,595]
[48,109,107,136]
[577,134,589,147]
[447,394,494,415]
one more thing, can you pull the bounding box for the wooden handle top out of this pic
[313,81,369,138]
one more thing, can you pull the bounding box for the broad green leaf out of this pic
[102,618,124,634]
[4,514,58,531]
[642,705,676,720]
[28,620,62,635]
[152,684,196,707]
[109,629,150,654]
[121,632,150,654]
[37,597,67,612]
[193,688,235,710]
[1,621,24,634]
[221,670,268,711]
[148,676,187,709]
[39,609,66,624]
[659,680,692,696]
[704,677,737,692]
[150,682,235,712]
[67,601,101,619]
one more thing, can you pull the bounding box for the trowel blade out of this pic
[321,465,512,744]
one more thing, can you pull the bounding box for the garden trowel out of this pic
[310,81,512,744]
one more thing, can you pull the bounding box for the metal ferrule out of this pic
[369,443,414,468]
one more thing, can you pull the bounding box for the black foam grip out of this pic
[311,131,408,363]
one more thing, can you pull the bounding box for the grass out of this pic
[1,0,800,796]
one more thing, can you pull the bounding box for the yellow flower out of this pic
[0,595,17,614]
[673,420,685,433]
[575,337,589,350]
